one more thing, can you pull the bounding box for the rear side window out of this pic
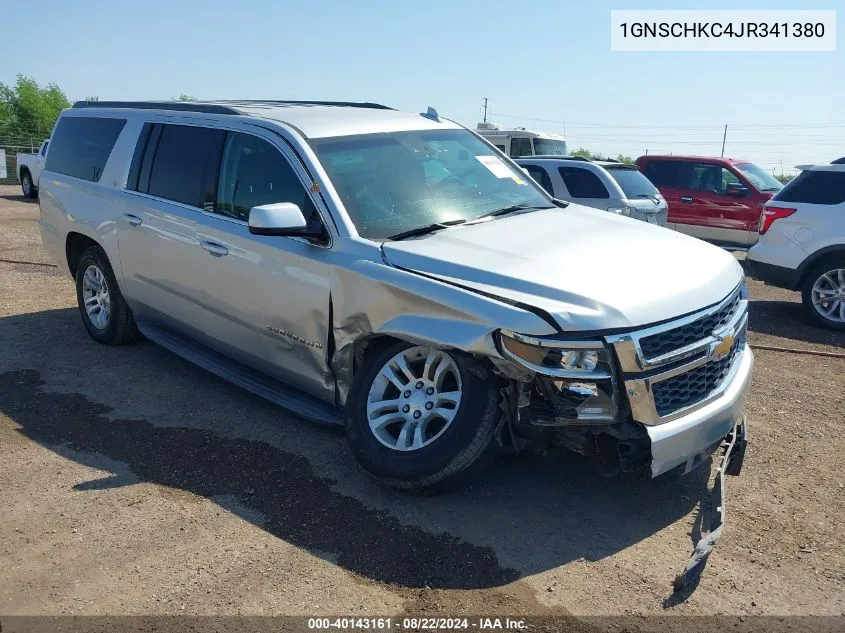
[510,137,532,157]
[774,170,845,205]
[521,164,554,195]
[45,116,126,182]
[143,124,225,208]
[641,160,681,187]
[605,167,659,198]
[558,167,610,199]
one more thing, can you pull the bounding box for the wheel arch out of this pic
[65,232,100,277]
[797,245,845,288]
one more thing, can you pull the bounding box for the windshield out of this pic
[312,130,552,240]
[532,138,568,156]
[605,166,660,198]
[735,162,783,192]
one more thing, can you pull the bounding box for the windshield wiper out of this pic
[386,219,467,241]
[471,203,550,222]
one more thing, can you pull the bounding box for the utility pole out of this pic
[482,98,489,123]
[645,149,648,155]
[720,124,727,157]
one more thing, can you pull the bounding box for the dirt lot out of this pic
[1,183,843,619]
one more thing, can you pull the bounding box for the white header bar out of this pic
[611,10,836,52]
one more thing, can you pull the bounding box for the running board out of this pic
[137,322,344,427]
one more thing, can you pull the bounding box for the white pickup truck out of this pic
[17,140,49,198]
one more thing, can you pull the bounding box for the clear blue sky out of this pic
[2,0,842,172]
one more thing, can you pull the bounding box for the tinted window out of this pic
[774,170,845,205]
[532,138,568,156]
[494,144,506,152]
[605,166,659,198]
[45,116,126,182]
[510,137,532,157]
[521,164,554,195]
[642,160,681,187]
[558,167,610,198]
[680,164,739,193]
[147,125,224,207]
[216,132,313,221]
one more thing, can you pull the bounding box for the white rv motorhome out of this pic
[475,122,567,158]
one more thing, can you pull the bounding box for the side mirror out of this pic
[725,182,749,197]
[248,202,308,236]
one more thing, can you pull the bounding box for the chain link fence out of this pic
[1,140,46,185]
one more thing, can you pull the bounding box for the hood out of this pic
[381,205,744,332]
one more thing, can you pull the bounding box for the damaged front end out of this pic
[493,329,653,478]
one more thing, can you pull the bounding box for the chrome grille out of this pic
[640,291,742,359]
[607,283,748,425]
[652,336,741,417]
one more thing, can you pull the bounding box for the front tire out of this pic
[75,245,140,344]
[801,260,845,330]
[345,342,502,491]
[21,171,37,199]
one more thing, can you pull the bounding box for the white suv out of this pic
[746,161,845,329]
[515,157,668,226]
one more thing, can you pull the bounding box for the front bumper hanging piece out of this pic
[672,416,748,593]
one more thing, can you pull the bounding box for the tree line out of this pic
[0,75,70,147]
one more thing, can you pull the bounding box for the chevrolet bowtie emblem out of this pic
[712,334,735,361]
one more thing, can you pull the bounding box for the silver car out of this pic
[39,100,750,495]
[516,157,669,226]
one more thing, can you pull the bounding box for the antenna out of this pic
[482,98,489,123]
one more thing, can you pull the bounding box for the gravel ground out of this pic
[0,184,843,619]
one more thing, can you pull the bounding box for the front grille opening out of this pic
[640,292,742,360]
[652,340,741,417]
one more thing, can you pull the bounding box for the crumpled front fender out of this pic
[330,259,557,405]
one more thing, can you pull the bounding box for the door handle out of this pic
[124,213,142,226]
[200,240,229,256]
[680,196,694,203]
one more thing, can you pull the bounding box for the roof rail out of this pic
[214,100,394,110]
[73,101,241,115]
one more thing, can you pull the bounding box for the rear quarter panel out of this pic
[38,115,142,291]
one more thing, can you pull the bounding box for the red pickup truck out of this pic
[636,155,783,248]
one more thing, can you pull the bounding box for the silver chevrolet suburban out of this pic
[39,100,751,495]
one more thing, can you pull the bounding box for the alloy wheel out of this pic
[366,346,463,451]
[81,264,111,329]
[811,268,845,323]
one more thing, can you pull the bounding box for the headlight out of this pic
[607,206,631,215]
[497,330,618,424]
[498,330,612,379]
[739,278,748,301]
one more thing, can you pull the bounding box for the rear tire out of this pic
[21,171,37,199]
[345,342,502,492]
[74,245,140,344]
[801,260,845,331]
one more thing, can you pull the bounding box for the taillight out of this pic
[760,206,796,235]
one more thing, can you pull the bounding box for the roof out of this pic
[476,128,566,140]
[796,162,845,172]
[516,156,635,169]
[636,154,753,164]
[71,100,463,139]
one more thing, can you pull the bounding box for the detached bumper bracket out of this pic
[673,415,747,593]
